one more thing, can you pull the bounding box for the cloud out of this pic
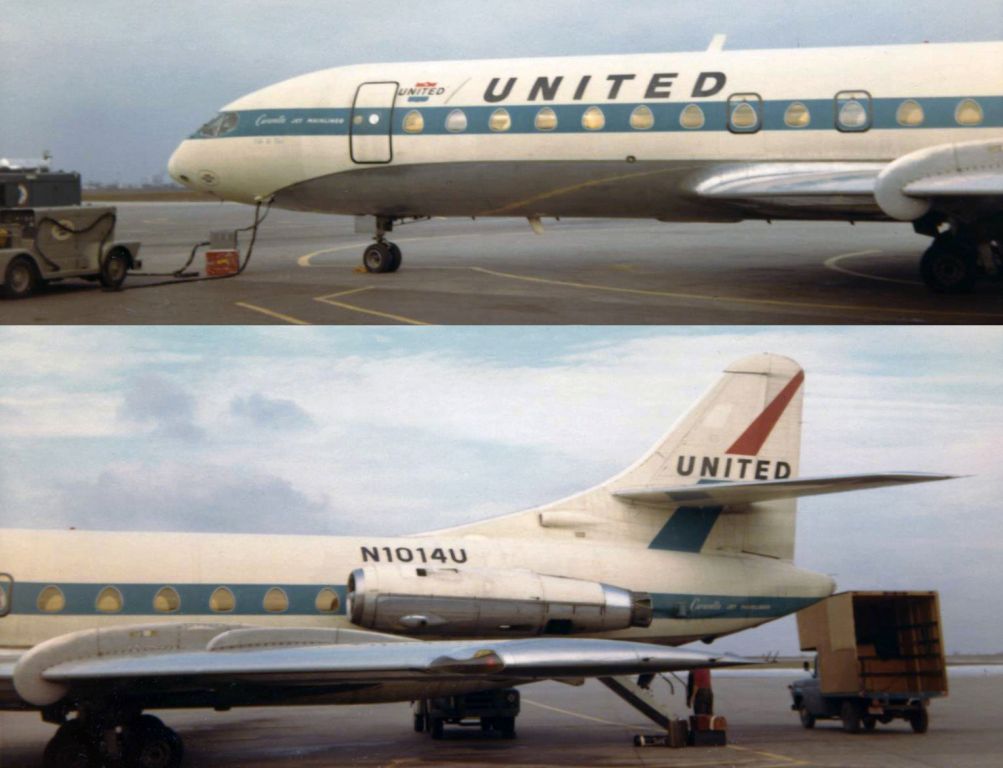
[230,393,314,431]
[120,374,203,443]
[27,461,335,535]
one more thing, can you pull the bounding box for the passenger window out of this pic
[728,94,763,133]
[315,587,340,613]
[0,574,10,617]
[445,109,468,133]
[956,99,984,127]
[631,105,656,130]
[836,91,872,132]
[209,586,235,613]
[785,102,812,128]
[403,110,424,134]
[535,107,558,132]
[37,586,65,613]
[489,108,512,132]
[153,586,181,613]
[897,100,925,127]
[263,587,289,613]
[679,104,705,130]
[582,106,606,131]
[96,586,123,613]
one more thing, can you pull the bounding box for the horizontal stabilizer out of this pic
[613,473,958,508]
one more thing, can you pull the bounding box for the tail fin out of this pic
[444,355,806,560]
[607,354,804,492]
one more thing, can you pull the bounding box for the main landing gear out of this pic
[917,215,1002,294]
[42,709,183,768]
[362,216,403,274]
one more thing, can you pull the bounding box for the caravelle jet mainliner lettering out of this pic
[676,455,793,481]
[483,71,728,103]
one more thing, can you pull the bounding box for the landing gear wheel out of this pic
[43,720,95,768]
[387,242,402,273]
[100,248,130,290]
[909,707,929,734]
[363,242,399,274]
[414,713,426,733]
[863,716,877,732]
[798,705,816,730]
[921,233,978,294]
[498,716,516,739]
[430,717,444,740]
[3,255,39,299]
[841,700,862,734]
[124,714,184,768]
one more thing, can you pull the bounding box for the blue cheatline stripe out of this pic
[11,583,347,617]
[188,95,1003,141]
[5,582,821,622]
[648,507,724,552]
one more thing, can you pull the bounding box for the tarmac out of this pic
[1,667,1000,767]
[2,203,1003,325]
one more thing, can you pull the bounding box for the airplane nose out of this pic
[168,144,193,188]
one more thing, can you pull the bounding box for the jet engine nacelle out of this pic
[347,565,653,637]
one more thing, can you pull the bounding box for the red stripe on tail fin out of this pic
[726,370,805,456]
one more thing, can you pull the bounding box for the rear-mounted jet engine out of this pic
[347,566,653,637]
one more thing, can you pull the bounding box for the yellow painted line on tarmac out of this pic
[234,301,311,325]
[824,250,924,287]
[318,286,377,300]
[313,292,431,326]
[728,743,815,766]
[471,266,1003,321]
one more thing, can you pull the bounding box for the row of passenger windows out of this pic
[34,585,341,615]
[401,97,988,134]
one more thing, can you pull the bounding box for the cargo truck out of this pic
[789,592,947,734]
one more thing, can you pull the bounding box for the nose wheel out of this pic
[363,241,402,274]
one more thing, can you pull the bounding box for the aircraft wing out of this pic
[692,140,1003,221]
[9,624,750,709]
[693,162,884,200]
[613,473,957,508]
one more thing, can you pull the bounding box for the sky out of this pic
[3,0,1002,183]
[1,326,1001,654]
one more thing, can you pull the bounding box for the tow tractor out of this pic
[414,689,520,740]
[0,205,142,298]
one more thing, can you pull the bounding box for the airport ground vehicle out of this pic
[0,205,141,299]
[414,689,521,739]
[790,592,947,734]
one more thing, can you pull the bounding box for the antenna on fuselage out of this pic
[708,34,727,53]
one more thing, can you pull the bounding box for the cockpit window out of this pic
[198,112,240,138]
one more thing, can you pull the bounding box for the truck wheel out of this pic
[430,717,444,740]
[499,717,516,739]
[841,701,861,734]
[100,248,130,290]
[3,256,39,299]
[909,707,929,734]
[799,706,816,730]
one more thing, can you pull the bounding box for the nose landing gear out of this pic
[362,216,402,274]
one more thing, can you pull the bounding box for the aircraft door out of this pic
[0,574,11,617]
[351,82,399,164]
